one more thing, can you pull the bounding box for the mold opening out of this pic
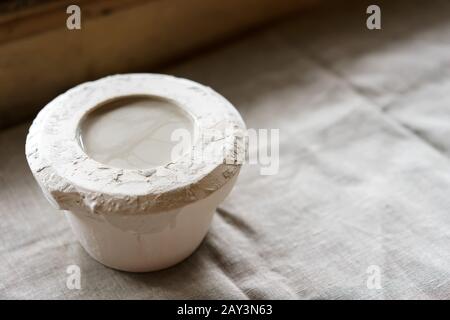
[78,95,195,170]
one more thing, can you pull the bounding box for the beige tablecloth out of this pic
[1,0,450,299]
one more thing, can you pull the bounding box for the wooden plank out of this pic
[0,0,150,43]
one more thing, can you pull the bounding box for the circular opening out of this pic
[78,95,194,170]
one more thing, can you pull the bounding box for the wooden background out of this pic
[0,0,317,129]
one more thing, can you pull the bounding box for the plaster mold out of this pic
[26,74,246,272]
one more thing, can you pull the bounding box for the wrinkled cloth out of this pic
[1,0,450,299]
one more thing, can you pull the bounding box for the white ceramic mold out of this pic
[25,74,246,272]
